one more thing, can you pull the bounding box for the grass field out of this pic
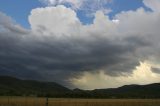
[0,97,160,106]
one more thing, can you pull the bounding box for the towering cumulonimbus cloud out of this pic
[0,0,160,89]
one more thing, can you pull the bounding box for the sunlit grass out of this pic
[0,97,160,106]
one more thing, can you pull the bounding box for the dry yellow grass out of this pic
[0,97,160,106]
[0,97,46,106]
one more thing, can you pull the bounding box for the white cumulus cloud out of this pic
[29,5,81,36]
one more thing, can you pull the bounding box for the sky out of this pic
[0,0,160,89]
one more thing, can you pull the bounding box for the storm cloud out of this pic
[0,0,160,88]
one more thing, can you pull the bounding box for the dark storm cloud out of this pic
[0,11,155,87]
[151,67,160,74]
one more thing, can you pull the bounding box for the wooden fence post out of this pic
[7,96,10,106]
[46,97,48,106]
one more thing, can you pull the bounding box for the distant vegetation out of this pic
[0,76,160,98]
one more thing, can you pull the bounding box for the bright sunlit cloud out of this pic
[71,61,160,90]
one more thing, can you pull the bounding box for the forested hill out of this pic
[0,76,160,98]
[0,76,71,97]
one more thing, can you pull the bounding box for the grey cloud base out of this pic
[0,1,160,88]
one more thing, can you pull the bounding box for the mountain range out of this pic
[0,76,160,98]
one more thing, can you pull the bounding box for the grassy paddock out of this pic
[0,97,160,106]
